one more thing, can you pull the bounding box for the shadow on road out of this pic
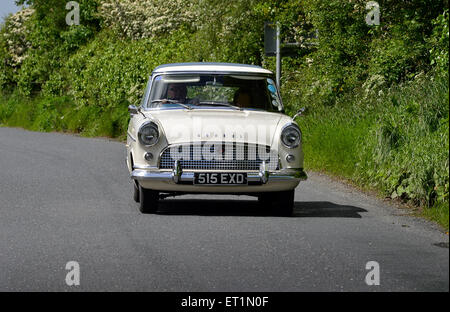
[295,201,367,218]
[156,199,367,218]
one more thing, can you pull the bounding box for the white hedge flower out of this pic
[2,8,34,67]
[99,0,199,39]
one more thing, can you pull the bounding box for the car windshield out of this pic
[146,74,283,112]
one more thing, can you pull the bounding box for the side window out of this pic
[140,77,152,108]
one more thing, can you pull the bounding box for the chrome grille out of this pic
[159,142,279,171]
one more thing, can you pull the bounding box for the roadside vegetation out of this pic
[0,0,448,228]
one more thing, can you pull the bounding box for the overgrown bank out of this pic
[0,0,448,228]
[301,71,449,229]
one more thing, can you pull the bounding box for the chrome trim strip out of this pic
[132,170,173,181]
[131,168,307,183]
[259,160,269,184]
[172,160,182,183]
[133,164,159,170]
[150,71,274,78]
[127,131,136,142]
[152,63,271,72]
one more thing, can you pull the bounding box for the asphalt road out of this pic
[0,127,448,292]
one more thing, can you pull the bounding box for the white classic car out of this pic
[126,63,307,215]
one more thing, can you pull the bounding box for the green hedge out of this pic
[300,71,449,227]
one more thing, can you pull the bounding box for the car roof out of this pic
[152,62,273,75]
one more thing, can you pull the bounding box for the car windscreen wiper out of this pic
[197,101,242,111]
[151,99,192,110]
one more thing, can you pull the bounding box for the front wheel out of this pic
[133,182,140,202]
[138,185,159,214]
[259,190,295,216]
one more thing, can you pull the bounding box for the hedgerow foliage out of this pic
[99,0,199,39]
[1,8,34,67]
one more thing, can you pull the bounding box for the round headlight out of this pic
[138,122,159,146]
[281,124,301,148]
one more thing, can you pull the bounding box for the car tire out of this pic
[274,190,295,216]
[261,190,295,216]
[258,193,272,211]
[133,182,140,203]
[138,185,159,214]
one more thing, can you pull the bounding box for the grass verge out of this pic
[300,72,449,230]
[0,93,128,141]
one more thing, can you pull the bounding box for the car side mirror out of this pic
[293,107,306,119]
[128,105,138,116]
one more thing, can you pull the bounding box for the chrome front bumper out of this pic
[131,163,307,193]
[132,168,307,183]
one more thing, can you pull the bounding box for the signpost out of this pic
[264,22,281,89]
[276,24,281,90]
[265,22,318,90]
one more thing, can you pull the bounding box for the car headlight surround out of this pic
[138,121,159,147]
[281,123,301,149]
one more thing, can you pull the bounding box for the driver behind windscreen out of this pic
[166,83,187,102]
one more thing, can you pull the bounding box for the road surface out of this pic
[0,127,448,291]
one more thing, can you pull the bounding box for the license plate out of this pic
[194,173,248,185]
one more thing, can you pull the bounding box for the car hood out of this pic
[144,108,284,147]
